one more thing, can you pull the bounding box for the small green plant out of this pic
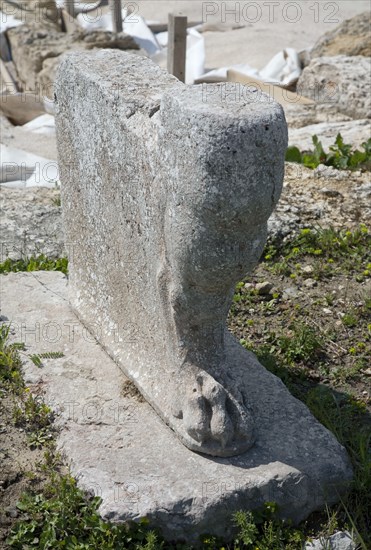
[29,351,65,368]
[7,474,162,549]
[233,503,305,550]
[286,134,371,171]
[266,322,323,365]
[342,312,359,328]
[0,324,24,393]
[0,254,68,275]
[263,225,370,281]
[13,389,54,449]
[52,194,61,207]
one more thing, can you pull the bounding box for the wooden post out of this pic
[109,0,123,33]
[65,0,75,18]
[167,14,187,83]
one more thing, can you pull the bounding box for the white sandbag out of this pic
[77,10,117,31]
[185,28,205,84]
[259,48,301,87]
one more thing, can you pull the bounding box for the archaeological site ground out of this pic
[0,1,370,549]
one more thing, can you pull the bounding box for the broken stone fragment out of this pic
[255,281,273,295]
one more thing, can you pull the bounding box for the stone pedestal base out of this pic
[1,272,352,543]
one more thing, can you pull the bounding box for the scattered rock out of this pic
[288,119,371,151]
[5,507,18,519]
[6,24,139,92]
[244,282,254,292]
[353,182,371,198]
[283,286,300,299]
[311,12,371,58]
[297,56,371,120]
[319,188,344,198]
[302,265,314,274]
[303,278,317,288]
[305,530,356,550]
[322,308,333,315]
[255,281,273,295]
[313,165,350,181]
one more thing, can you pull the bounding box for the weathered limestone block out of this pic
[311,12,371,58]
[297,56,371,120]
[6,24,139,92]
[56,50,287,458]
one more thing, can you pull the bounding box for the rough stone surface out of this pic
[6,24,139,92]
[56,49,289,458]
[289,119,371,151]
[305,530,356,550]
[297,56,371,121]
[0,186,63,261]
[1,272,353,543]
[311,12,371,58]
[1,161,370,261]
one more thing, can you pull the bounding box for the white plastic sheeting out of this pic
[198,48,301,87]
[76,8,205,82]
[0,10,23,33]
[0,144,59,188]
[22,114,56,136]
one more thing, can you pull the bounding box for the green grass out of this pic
[6,475,162,550]
[263,225,370,282]
[238,340,370,548]
[0,254,68,275]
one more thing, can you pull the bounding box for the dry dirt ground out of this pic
[0,396,47,547]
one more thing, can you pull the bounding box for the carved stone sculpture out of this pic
[56,50,287,457]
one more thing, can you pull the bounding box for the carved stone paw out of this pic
[173,367,255,457]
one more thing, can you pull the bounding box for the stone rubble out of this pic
[310,11,371,59]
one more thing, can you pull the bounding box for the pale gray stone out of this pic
[1,272,353,543]
[289,120,371,151]
[310,12,371,58]
[297,56,371,120]
[255,281,273,295]
[6,24,139,92]
[305,530,356,550]
[55,50,288,458]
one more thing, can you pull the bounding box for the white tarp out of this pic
[198,48,301,87]
[21,114,56,136]
[0,10,23,33]
[0,144,59,188]
[76,9,205,82]
[77,8,161,55]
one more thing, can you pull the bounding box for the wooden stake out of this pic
[109,0,123,33]
[65,0,75,18]
[167,14,187,83]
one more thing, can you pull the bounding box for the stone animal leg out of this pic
[156,84,288,456]
[160,214,268,456]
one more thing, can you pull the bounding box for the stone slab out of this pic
[0,272,353,543]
